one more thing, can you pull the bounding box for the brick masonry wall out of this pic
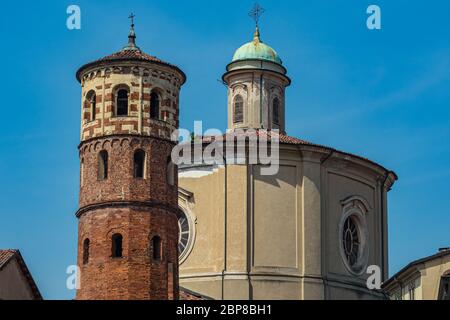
[76,135,179,300]
[76,206,179,300]
[79,135,178,209]
[76,60,183,300]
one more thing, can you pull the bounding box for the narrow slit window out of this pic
[83,238,90,264]
[98,150,108,180]
[150,92,160,119]
[233,95,243,124]
[273,97,280,125]
[134,149,145,178]
[151,236,162,260]
[111,233,123,258]
[80,158,84,186]
[166,156,174,186]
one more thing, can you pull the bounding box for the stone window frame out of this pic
[97,150,108,181]
[269,85,283,128]
[85,90,97,122]
[272,96,280,126]
[338,196,371,276]
[149,88,163,121]
[112,84,130,117]
[230,84,247,126]
[233,94,244,124]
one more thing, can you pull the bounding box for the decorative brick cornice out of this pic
[78,133,176,150]
[75,200,182,218]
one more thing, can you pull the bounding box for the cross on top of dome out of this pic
[248,3,265,26]
[123,13,140,51]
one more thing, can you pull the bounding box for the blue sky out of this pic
[0,0,449,299]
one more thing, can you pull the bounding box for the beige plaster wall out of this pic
[385,254,450,300]
[421,255,450,299]
[178,144,392,300]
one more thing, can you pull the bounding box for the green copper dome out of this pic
[232,26,282,65]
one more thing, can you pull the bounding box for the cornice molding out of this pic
[75,200,181,218]
[78,133,176,150]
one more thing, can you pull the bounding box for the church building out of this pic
[74,13,397,300]
[177,24,397,300]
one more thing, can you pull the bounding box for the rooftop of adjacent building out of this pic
[383,247,450,288]
[0,249,43,300]
[0,249,17,267]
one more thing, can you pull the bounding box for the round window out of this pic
[342,216,360,268]
[176,208,195,263]
[339,209,369,275]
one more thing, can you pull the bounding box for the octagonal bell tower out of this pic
[75,18,186,300]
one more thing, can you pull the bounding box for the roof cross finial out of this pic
[123,13,140,51]
[248,3,265,43]
[248,3,265,26]
[129,13,135,27]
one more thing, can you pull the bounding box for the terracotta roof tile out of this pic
[179,291,203,300]
[201,130,321,146]
[197,130,396,177]
[97,49,169,65]
[0,249,17,268]
[179,287,213,300]
[76,48,186,83]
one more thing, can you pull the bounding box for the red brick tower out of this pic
[74,18,185,300]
